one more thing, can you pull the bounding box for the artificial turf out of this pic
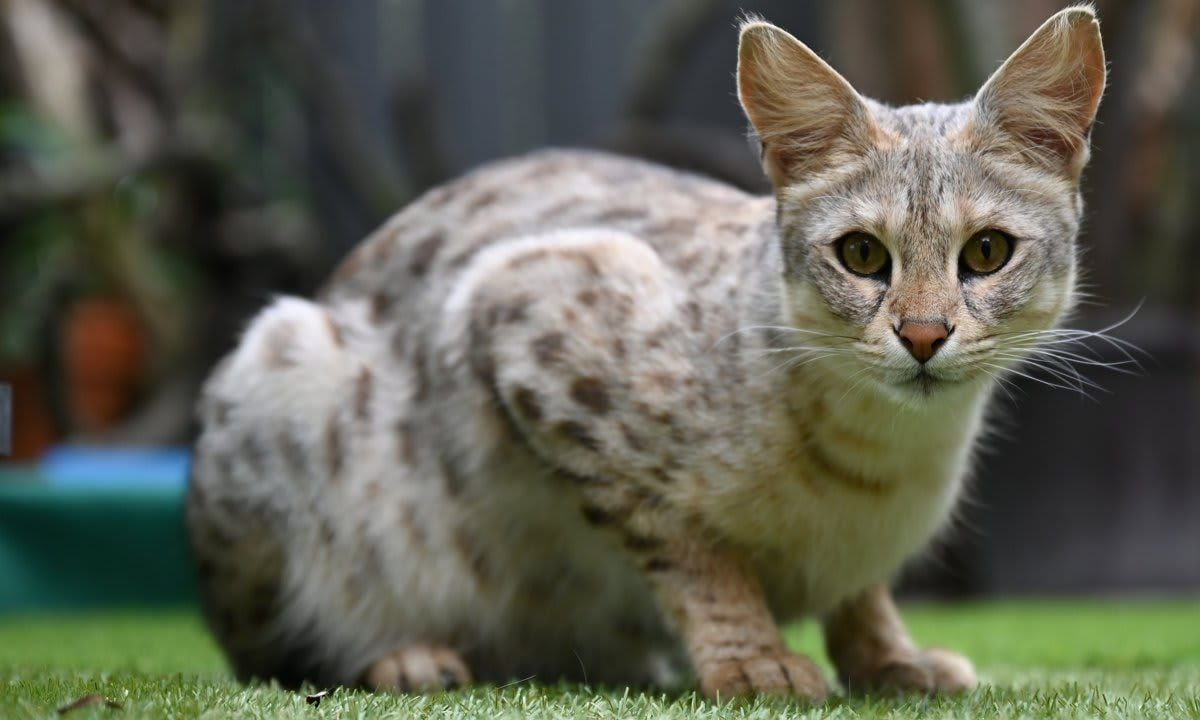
[0,601,1196,719]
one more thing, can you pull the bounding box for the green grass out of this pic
[0,601,1197,719]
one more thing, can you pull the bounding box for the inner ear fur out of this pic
[737,21,885,186]
[970,7,1106,178]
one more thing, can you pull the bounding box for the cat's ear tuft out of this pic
[971,6,1106,178]
[737,20,880,186]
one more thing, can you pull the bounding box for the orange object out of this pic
[61,297,146,435]
[0,364,57,461]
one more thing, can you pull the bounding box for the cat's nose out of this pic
[895,321,951,363]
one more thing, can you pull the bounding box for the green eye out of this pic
[838,232,890,278]
[960,229,1014,275]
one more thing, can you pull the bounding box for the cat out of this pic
[186,6,1105,701]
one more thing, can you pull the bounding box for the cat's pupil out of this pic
[980,236,992,259]
[857,240,870,263]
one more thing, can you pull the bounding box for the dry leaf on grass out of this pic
[57,694,123,714]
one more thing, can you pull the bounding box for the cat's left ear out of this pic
[971,6,1106,179]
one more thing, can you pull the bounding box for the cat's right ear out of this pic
[737,20,881,186]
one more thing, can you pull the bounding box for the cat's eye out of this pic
[838,232,890,279]
[960,229,1014,276]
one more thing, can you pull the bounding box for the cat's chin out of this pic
[881,368,981,403]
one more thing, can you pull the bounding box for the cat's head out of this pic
[737,7,1105,401]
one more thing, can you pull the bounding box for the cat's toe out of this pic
[843,648,976,697]
[700,651,830,702]
[917,647,976,694]
[363,645,473,693]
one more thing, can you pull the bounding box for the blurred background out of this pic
[0,0,1196,613]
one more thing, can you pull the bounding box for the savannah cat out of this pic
[187,7,1106,701]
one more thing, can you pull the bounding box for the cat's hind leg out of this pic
[188,296,465,690]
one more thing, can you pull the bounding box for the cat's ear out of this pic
[971,7,1106,178]
[737,20,881,186]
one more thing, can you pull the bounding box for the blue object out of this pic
[38,446,191,490]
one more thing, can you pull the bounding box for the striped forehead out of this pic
[821,103,979,261]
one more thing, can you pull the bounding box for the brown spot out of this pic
[684,301,703,333]
[413,351,430,400]
[643,557,673,573]
[470,342,496,385]
[647,217,695,236]
[624,533,662,552]
[440,454,468,496]
[618,423,644,452]
[644,371,677,392]
[279,429,308,478]
[326,245,366,288]
[263,321,297,369]
[591,207,645,224]
[325,312,345,347]
[371,292,391,323]
[512,386,543,421]
[424,185,455,210]
[677,250,703,273]
[650,467,673,484]
[212,400,233,426]
[396,421,415,465]
[560,249,603,277]
[355,367,373,422]
[447,246,480,269]
[488,297,530,326]
[577,289,598,306]
[507,248,550,271]
[532,332,566,366]
[325,419,344,481]
[611,337,627,359]
[409,232,444,275]
[556,420,598,451]
[465,189,500,213]
[365,480,381,500]
[240,434,266,477]
[581,505,614,525]
[569,376,611,414]
[644,325,674,350]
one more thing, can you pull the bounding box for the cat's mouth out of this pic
[898,367,964,396]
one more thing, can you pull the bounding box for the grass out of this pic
[0,601,1197,719]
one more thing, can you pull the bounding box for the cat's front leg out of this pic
[627,528,830,702]
[822,583,976,696]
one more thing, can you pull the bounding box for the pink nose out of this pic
[896,321,950,363]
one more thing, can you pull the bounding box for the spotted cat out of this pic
[187,7,1105,700]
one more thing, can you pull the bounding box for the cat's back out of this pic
[320,149,769,311]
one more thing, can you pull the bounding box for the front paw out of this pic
[844,647,976,696]
[699,650,831,702]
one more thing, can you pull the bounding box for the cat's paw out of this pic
[362,645,473,693]
[844,647,976,696]
[699,650,830,702]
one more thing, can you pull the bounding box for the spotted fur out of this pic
[188,7,1104,700]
